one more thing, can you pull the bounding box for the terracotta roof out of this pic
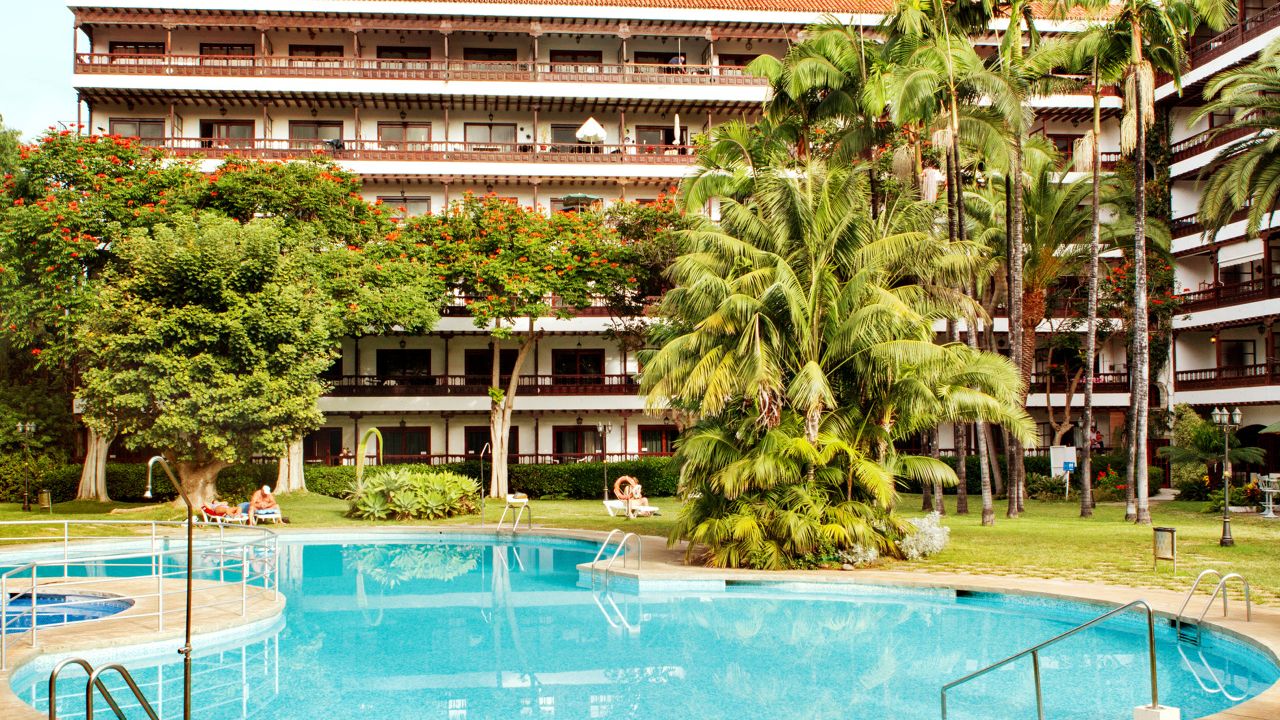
[358,0,1098,18]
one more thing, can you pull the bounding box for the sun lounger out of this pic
[201,505,250,524]
[603,499,660,517]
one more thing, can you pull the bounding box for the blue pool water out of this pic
[12,536,1279,720]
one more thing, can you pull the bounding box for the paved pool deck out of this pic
[1,524,1275,720]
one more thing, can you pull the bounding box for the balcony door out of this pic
[289,44,343,67]
[462,123,516,150]
[549,49,602,73]
[461,47,518,72]
[376,349,432,385]
[289,121,343,151]
[551,348,604,385]
[200,43,255,67]
[464,348,519,386]
[303,428,343,464]
[108,41,164,64]
[376,46,432,69]
[465,426,518,459]
[108,118,164,146]
[377,427,431,460]
[636,125,687,152]
[377,122,431,151]
[198,120,253,148]
[552,426,601,459]
[638,425,678,454]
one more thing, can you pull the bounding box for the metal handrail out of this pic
[48,658,122,720]
[1175,569,1225,628]
[1177,644,1247,702]
[1174,570,1252,645]
[591,529,625,591]
[85,663,160,720]
[940,600,1159,720]
[601,532,641,592]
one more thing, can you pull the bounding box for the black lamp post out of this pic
[16,421,35,512]
[597,421,613,501]
[1211,406,1242,547]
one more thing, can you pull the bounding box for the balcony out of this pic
[156,138,696,165]
[1187,4,1280,68]
[303,450,671,466]
[1174,361,1279,390]
[1171,122,1259,165]
[1028,371,1129,393]
[74,54,767,87]
[1176,275,1280,312]
[327,374,640,397]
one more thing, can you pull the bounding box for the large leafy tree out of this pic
[1193,38,1280,238]
[401,195,635,497]
[646,161,1034,568]
[78,214,335,507]
[0,130,203,499]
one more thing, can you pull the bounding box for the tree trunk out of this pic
[174,458,231,509]
[1081,76,1102,519]
[1007,133,1026,519]
[1131,82,1152,526]
[488,320,540,498]
[986,423,1005,496]
[931,428,945,515]
[965,313,994,526]
[954,423,969,514]
[275,437,307,493]
[1124,402,1138,520]
[76,426,114,502]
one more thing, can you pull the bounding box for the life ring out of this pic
[613,475,640,500]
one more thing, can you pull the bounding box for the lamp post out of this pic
[16,421,36,512]
[1211,406,1242,547]
[597,421,613,502]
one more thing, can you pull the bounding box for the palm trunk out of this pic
[986,423,1006,496]
[1007,134,1026,518]
[1130,28,1152,525]
[76,426,114,502]
[1081,77,1102,519]
[949,319,970,515]
[965,312,995,526]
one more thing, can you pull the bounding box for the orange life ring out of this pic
[613,475,640,500]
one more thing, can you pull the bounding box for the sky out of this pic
[1,1,78,140]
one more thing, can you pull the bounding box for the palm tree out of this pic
[1193,38,1280,237]
[1069,24,1129,519]
[647,161,1036,567]
[1107,0,1234,524]
[1157,423,1266,490]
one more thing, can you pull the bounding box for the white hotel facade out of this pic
[65,0,1280,475]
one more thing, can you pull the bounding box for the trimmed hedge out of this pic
[4,463,279,503]
[302,457,680,501]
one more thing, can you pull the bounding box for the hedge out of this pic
[6,457,679,503]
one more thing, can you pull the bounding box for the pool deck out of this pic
[1,524,1276,719]
[0,577,284,720]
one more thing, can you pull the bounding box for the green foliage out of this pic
[603,194,691,299]
[0,116,19,177]
[1027,472,1068,501]
[2,462,277,503]
[343,543,482,588]
[346,468,478,521]
[1168,404,1212,500]
[78,214,333,467]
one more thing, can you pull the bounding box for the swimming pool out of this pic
[12,534,1279,719]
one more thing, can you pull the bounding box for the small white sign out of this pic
[72,397,85,415]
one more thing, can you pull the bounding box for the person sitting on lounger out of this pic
[239,485,279,524]
[613,476,649,506]
[204,500,244,520]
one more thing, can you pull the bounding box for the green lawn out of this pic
[3,492,1277,603]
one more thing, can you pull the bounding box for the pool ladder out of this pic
[591,529,641,593]
[1173,569,1252,645]
[940,600,1161,720]
[48,657,159,720]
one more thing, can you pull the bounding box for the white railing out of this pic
[0,520,278,670]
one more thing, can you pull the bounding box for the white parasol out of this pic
[673,113,681,146]
[575,117,608,144]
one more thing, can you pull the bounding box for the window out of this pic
[638,425,678,454]
[633,51,674,67]
[377,122,431,150]
[109,41,164,56]
[1221,339,1256,368]
[199,43,254,67]
[376,349,432,381]
[289,121,343,150]
[548,124,591,153]
[463,123,516,148]
[464,426,518,457]
[1209,108,1237,128]
[1045,134,1081,162]
[463,47,518,63]
[464,348,519,385]
[377,196,432,219]
[377,427,431,458]
[303,428,343,464]
[718,53,758,68]
[198,120,254,148]
[636,126,687,151]
[552,426,601,458]
[550,196,602,214]
[108,118,164,146]
[549,49,602,70]
[377,46,432,60]
[289,44,343,67]
[551,349,604,384]
[1220,262,1255,285]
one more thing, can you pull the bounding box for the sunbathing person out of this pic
[203,500,244,520]
[239,485,279,525]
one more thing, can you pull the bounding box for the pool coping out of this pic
[3,524,1277,719]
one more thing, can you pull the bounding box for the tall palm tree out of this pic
[1193,38,1280,237]
[648,161,1036,567]
[1069,24,1128,519]
[1107,0,1233,523]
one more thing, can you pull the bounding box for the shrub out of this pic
[1092,465,1126,502]
[899,512,950,560]
[347,468,479,521]
[837,545,881,567]
[2,461,278,503]
[1027,472,1068,501]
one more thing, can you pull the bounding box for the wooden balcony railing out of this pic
[1174,361,1279,390]
[1170,120,1260,165]
[155,137,696,164]
[304,450,672,466]
[74,53,768,86]
[327,373,640,397]
[1029,371,1129,393]
[1187,4,1280,68]
[1176,275,1278,312]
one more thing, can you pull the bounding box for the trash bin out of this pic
[38,489,52,512]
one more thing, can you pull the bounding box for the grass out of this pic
[3,492,1278,603]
